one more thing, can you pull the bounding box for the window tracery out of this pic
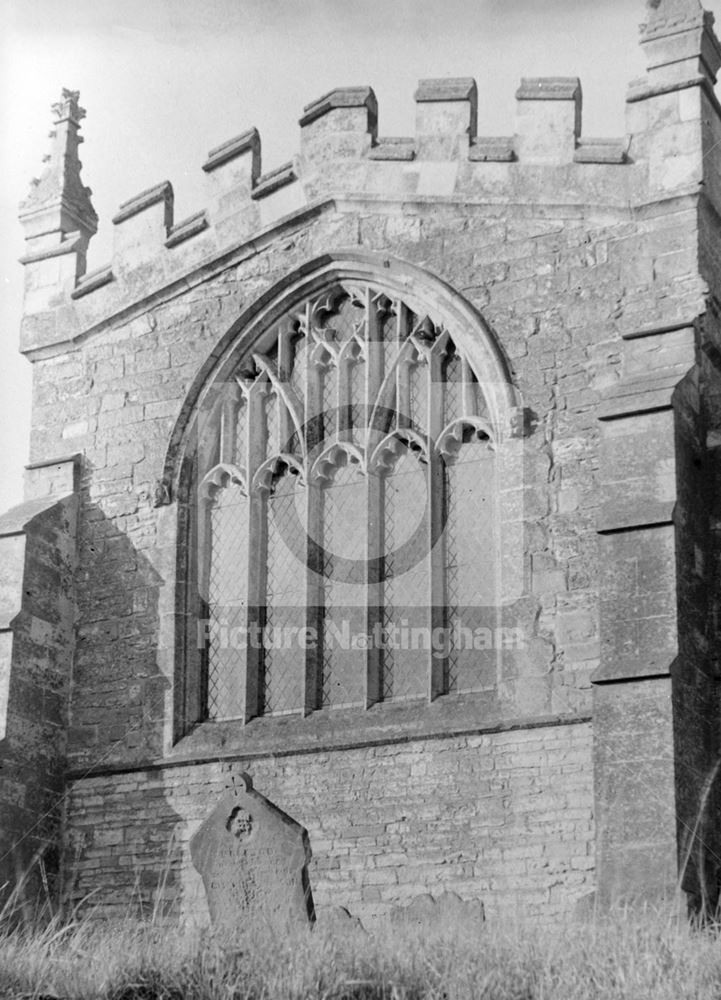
[192,281,500,723]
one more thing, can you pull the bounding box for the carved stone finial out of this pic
[50,89,86,124]
[639,0,721,85]
[18,88,97,259]
[644,0,701,20]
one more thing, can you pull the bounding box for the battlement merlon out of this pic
[515,78,581,165]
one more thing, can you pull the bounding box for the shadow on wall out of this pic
[672,371,721,920]
[60,488,189,922]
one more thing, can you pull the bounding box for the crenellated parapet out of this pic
[17,0,721,356]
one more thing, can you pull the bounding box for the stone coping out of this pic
[0,492,72,537]
[516,77,581,101]
[202,128,260,174]
[112,180,173,225]
[299,87,378,128]
[251,162,297,200]
[414,78,477,103]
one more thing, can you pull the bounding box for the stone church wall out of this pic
[63,722,593,924]
[6,0,721,921]
[24,102,621,920]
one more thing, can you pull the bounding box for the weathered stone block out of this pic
[414,78,477,159]
[515,78,581,164]
[112,182,173,270]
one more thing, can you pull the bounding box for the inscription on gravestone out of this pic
[190,772,314,938]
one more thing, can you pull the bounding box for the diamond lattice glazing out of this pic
[444,437,496,693]
[201,282,497,720]
[264,472,306,714]
[321,462,367,707]
[207,484,249,720]
[382,451,428,701]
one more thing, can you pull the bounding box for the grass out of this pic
[3,903,721,1000]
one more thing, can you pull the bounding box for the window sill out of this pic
[170,693,588,765]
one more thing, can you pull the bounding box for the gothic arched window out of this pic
[188,281,503,724]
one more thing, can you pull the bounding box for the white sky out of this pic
[0,0,718,512]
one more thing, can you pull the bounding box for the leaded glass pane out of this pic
[207,483,248,720]
[321,462,367,708]
[263,471,306,714]
[350,356,366,446]
[443,347,464,426]
[409,360,428,433]
[265,391,279,459]
[322,365,336,444]
[444,435,497,694]
[382,451,429,701]
[290,335,306,401]
[234,400,247,468]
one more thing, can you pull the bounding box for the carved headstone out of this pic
[189,773,314,939]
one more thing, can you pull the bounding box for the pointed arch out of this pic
[161,252,519,504]
[172,253,520,732]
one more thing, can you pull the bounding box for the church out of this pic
[2,0,721,924]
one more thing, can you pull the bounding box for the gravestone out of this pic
[189,772,314,939]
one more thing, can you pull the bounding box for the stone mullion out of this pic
[365,470,383,707]
[429,348,446,700]
[411,316,436,701]
[303,302,325,714]
[366,291,386,457]
[395,306,412,428]
[192,508,208,723]
[461,356,476,418]
[392,303,409,434]
[304,481,324,714]
[243,383,267,722]
[194,391,218,719]
[277,328,294,455]
[183,459,206,728]
[266,385,279,458]
[365,293,386,706]
[235,384,250,470]
[338,352,353,445]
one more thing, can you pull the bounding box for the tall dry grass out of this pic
[2,899,721,1000]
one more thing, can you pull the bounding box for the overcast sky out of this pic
[1,0,718,512]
